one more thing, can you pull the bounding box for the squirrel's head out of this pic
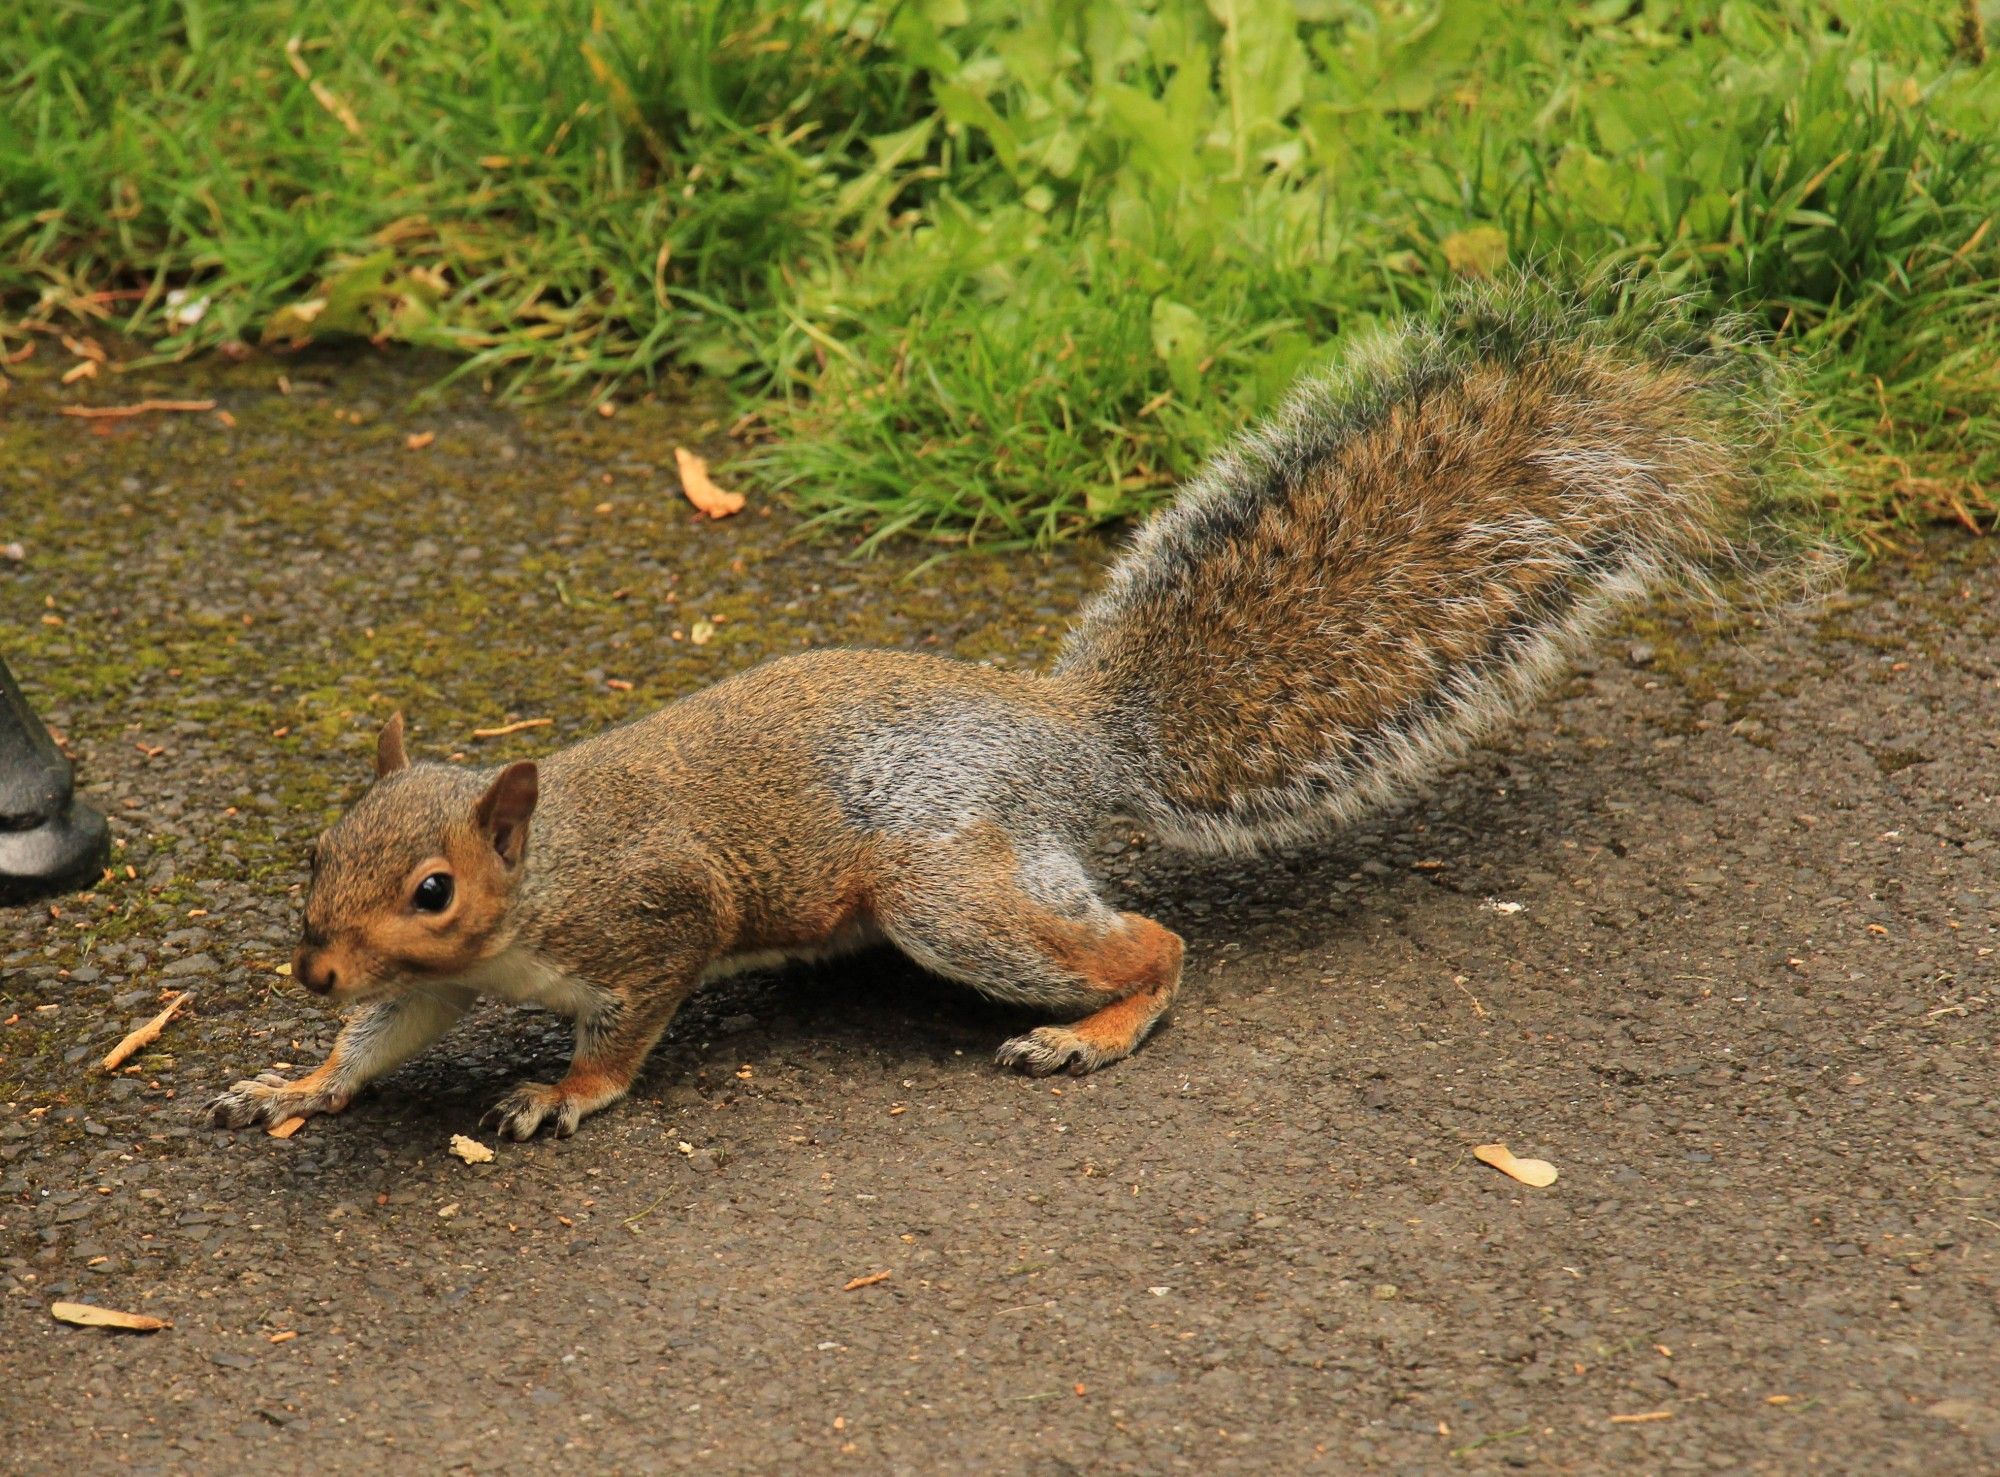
[292,714,538,1003]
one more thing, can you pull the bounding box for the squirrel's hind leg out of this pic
[875,828,1184,1077]
[987,912,1181,1077]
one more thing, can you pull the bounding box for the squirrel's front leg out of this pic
[207,984,474,1131]
[482,974,700,1141]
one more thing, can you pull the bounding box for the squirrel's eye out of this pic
[412,872,454,913]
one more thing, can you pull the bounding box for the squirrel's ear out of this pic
[375,712,409,779]
[474,761,538,867]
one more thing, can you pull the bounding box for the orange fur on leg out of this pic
[998,912,1184,1076]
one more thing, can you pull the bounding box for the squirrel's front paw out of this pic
[482,1082,584,1141]
[206,1073,350,1131]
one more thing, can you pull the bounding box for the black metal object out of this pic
[0,658,108,902]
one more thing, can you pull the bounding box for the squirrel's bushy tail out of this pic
[1055,274,1838,855]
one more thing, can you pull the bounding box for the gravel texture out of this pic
[1,351,1996,1473]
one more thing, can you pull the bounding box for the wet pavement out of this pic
[1,350,1996,1473]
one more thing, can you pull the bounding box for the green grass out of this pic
[4,0,1995,549]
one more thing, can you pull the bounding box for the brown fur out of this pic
[293,765,528,999]
[208,279,1826,1141]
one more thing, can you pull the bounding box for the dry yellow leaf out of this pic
[674,447,744,519]
[450,1134,495,1165]
[1440,225,1509,279]
[1473,1142,1558,1188]
[102,992,189,1072]
[51,1302,169,1332]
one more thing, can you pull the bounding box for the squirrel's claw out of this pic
[995,1026,1111,1078]
[482,1082,583,1141]
[205,1075,348,1131]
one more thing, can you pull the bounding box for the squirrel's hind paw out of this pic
[482,1082,583,1141]
[995,1026,1119,1078]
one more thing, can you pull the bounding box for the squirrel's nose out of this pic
[294,947,337,997]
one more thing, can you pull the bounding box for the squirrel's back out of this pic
[1055,276,1833,854]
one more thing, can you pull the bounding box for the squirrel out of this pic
[208,277,1828,1141]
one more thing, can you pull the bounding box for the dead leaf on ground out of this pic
[52,1302,170,1332]
[674,447,744,519]
[101,992,190,1071]
[450,1134,495,1165]
[1473,1142,1558,1188]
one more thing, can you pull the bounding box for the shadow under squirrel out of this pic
[209,277,1830,1141]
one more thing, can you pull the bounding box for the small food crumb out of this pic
[1472,1142,1558,1188]
[449,1134,495,1165]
